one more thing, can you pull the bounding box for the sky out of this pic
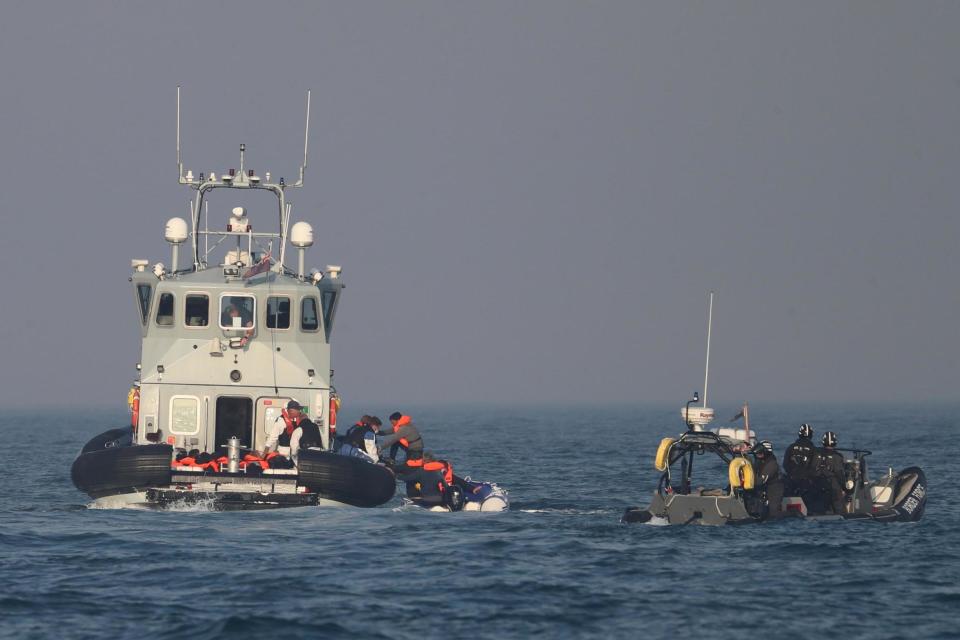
[0,1,956,409]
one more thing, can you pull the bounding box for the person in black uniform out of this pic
[752,441,784,519]
[783,424,818,501]
[815,431,846,514]
[341,415,381,461]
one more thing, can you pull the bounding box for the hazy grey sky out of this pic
[0,2,956,408]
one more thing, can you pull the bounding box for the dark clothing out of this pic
[753,454,784,519]
[344,423,375,449]
[783,437,817,480]
[814,447,846,514]
[783,436,819,506]
[379,420,424,462]
[293,419,322,450]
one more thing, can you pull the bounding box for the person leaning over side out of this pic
[379,411,424,473]
[343,415,381,462]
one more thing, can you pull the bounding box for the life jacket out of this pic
[240,453,274,470]
[344,422,375,449]
[172,455,220,473]
[392,415,420,449]
[278,409,302,447]
[423,460,454,485]
[296,420,323,450]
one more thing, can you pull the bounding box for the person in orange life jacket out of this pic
[380,412,424,470]
[343,415,381,462]
[261,400,321,463]
[406,451,455,505]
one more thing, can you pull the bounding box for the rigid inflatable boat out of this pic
[621,406,926,526]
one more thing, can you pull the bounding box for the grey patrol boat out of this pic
[71,90,395,510]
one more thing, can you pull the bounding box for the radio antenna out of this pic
[295,90,311,187]
[176,86,183,181]
[703,291,714,407]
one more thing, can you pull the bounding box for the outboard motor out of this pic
[445,485,465,512]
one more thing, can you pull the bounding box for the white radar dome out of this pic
[165,217,189,244]
[290,221,314,248]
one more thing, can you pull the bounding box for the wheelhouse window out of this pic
[169,396,200,435]
[266,296,291,329]
[156,293,174,326]
[185,294,209,327]
[301,297,320,332]
[219,295,256,330]
[321,290,337,341]
[136,284,152,325]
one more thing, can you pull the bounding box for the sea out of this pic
[1,404,957,639]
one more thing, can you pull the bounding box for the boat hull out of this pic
[622,466,927,525]
[72,429,396,509]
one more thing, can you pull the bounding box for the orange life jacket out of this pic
[423,460,454,485]
[282,409,302,436]
[393,415,414,447]
[172,456,219,472]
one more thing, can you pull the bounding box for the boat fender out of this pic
[128,387,140,428]
[728,457,755,490]
[655,438,675,471]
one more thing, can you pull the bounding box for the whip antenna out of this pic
[703,291,714,408]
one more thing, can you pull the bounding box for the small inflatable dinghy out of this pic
[401,472,509,512]
[72,428,396,510]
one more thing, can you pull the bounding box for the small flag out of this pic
[242,253,271,279]
[729,410,744,423]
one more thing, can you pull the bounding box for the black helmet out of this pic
[798,424,813,439]
[822,431,837,448]
[759,440,774,454]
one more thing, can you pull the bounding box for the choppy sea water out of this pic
[1,404,957,639]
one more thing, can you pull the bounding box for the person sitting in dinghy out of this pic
[406,451,471,510]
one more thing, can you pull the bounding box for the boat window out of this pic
[321,290,337,340]
[219,295,256,330]
[169,396,200,435]
[301,297,320,332]
[266,296,290,329]
[185,294,209,327]
[136,284,152,325]
[156,293,175,326]
[216,396,253,448]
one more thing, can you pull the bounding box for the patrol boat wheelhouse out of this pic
[71,90,395,509]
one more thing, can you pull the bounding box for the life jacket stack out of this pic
[172,450,292,473]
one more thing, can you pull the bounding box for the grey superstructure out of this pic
[132,89,341,453]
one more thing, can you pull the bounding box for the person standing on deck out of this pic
[261,400,320,463]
